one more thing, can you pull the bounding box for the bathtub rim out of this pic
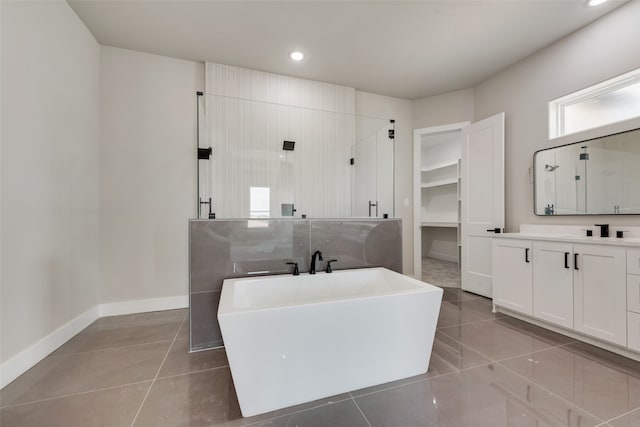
[218,266,442,316]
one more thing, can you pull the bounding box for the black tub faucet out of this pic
[286,262,299,276]
[310,250,323,274]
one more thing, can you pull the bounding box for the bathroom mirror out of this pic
[197,93,394,219]
[534,127,640,215]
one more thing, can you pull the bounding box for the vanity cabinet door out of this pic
[627,274,640,314]
[628,249,640,276]
[573,244,626,346]
[492,239,532,315]
[628,312,640,352]
[532,242,574,329]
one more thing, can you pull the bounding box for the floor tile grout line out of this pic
[242,396,355,426]
[497,357,607,424]
[553,342,640,372]
[437,322,578,364]
[351,394,373,427]
[435,325,624,423]
[438,291,611,424]
[436,315,502,331]
[0,316,186,409]
[491,340,578,365]
[434,333,492,357]
[53,338,175,358]
[0,379,155,410]
[600,406,640,426]
[155,364,230,381]
[51,310,187,357]
[129,314,187,427]
[350,361,494,400]
[434,327,501,363]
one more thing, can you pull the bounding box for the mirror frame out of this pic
[533,126,640,216]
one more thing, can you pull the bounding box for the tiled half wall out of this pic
[189,218,403,351]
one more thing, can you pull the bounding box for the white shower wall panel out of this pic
[204,63,357,219]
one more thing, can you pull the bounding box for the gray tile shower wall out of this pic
[309,220,402,272]
[190,219,310,294]
[189,218,402,351]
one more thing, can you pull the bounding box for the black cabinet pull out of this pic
[574,253,579,270]
[525,248,530,263]
[564,252,570,269]
[486,228,501,233]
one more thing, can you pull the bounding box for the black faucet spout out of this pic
[310,250,323,274]
[595,224,609,238]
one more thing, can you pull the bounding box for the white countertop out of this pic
[493,232,640,248]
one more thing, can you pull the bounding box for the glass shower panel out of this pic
[375,122,395,218]
[352,117,394,218]
[197,94,214,219]
[197,93,393,219]
[352,137,377,217]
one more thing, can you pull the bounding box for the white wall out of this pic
[100,46,203,303]
[474,1,640,230]
[355,91,414,274]
[413,89,474,130]
[1,0,100,363]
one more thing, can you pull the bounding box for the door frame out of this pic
[413,122,470,279]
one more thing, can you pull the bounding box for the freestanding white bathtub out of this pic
[218,267,443,417]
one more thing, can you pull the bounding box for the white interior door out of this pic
[461,113,505,297]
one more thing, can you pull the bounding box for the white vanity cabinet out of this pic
[492,239,532,315]
[532,241,574,329]
[573,244,626,346]
[493,234,630,350]
[626,249,640,351]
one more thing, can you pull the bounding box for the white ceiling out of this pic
[68,0,627,100]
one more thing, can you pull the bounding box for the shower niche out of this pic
[196,92,395,220]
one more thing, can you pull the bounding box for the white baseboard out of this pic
[0,305,100,389]
[0,295,188,389]
[99,295,188,317]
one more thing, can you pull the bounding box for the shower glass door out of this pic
[352,118,394,217]
[196,93,393,219]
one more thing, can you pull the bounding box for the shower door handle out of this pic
[199,197,212,218]
[368,201,378,217]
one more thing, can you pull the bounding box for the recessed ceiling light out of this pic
[587,0,608,6]
[289,51,304,61]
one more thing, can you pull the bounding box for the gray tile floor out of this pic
[2,290,640,426]
[422,257,461,288]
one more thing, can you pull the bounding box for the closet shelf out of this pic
[421,178,457,188]
[420,160,458,173]
[421,221,458,228]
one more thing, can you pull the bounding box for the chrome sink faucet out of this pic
[310,250,323,274]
